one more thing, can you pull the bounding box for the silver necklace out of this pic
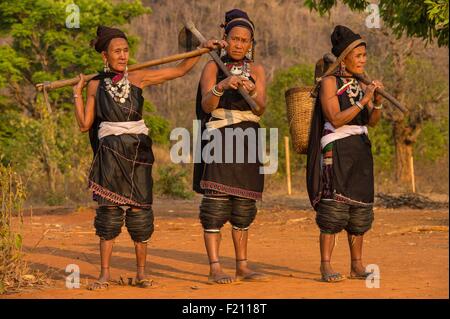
[104,67,130,104]
[225,60,251,80]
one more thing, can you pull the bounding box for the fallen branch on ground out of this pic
[386,225,449,235]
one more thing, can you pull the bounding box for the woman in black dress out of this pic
[194,9,268,284]
[307,25,384,282]
[73,26,224,289]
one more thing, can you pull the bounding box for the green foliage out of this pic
[305,0,368,14]
[143,101,170,145]
[415,116,449,162]
[368,54,448,172]
[0,0,150,104]
[264,55,449,177]
[154,164,194,199]
[0,1,155,204]
[425,0,449,47]
[368,119,395,172]
[263,64,315,139]
[305,0,449,47]
[0,111,41,169]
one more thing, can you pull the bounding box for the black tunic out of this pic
[306,76,374,209]
[193,57,264,200]
[88,79,154,208]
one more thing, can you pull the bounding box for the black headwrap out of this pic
[91,25,128,53]
[221,9,255,37]
[331,25,365,57]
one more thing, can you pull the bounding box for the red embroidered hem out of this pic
[313,192,373,208]
[89,180,152,208]
[334,193,373,207]
[200,180,262,200]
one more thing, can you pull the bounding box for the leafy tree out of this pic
[305,0,449,189]
[0,0,152,203]
[371,38,448,188]
[142,101,170,146]
[305,0,449,47]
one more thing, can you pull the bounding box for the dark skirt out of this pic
[89,133,154,208]
[331,134,374,205]
[194,121,264,200]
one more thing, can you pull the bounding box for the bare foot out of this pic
[236,260,268,282]
[208,263,233,284]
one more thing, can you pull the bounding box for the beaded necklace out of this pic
[337,77,363,105]
[224,60,251,80]
[104,68,130,104]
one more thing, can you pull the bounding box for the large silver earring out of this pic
[220,35,227,57]
[104,61,110,73]
[245,47,253,61]
[339,63,346,76]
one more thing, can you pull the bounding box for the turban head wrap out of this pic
[91,25,128,53]
[221,9,255,37]
[331,25,365,58]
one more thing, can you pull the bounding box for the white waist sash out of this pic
[206,108,260,130]
[320,122,368,149]
[98,119,149,139]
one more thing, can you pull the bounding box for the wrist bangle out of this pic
[250,91,258,98]
[355,101,364,111]
[374,103,383,110]
[212,85,224,97]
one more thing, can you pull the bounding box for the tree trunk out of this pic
[393,121,414,190]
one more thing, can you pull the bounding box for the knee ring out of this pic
[94,206,124,241]
[199,196,232,232]
[125,207,154,243]
[230,197,257,229]
[345,206,374,235]
[315,200,349,234]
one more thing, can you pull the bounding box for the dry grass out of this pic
[0,165,48,294]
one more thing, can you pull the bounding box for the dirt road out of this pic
[3,194,448,299]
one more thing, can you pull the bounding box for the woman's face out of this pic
[225,26,252,61]
[343,45,367,75]
[102,38,129,72]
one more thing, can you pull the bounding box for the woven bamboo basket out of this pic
[285,86,315,154]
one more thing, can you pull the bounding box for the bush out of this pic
[154,164,194,199]
[143,101,171,145]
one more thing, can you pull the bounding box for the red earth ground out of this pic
[2,193,448,299]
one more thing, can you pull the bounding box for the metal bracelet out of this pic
[374,103,383,110]
[250,91,258,98]
[355,101,364,110]
[211,85,224,97]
